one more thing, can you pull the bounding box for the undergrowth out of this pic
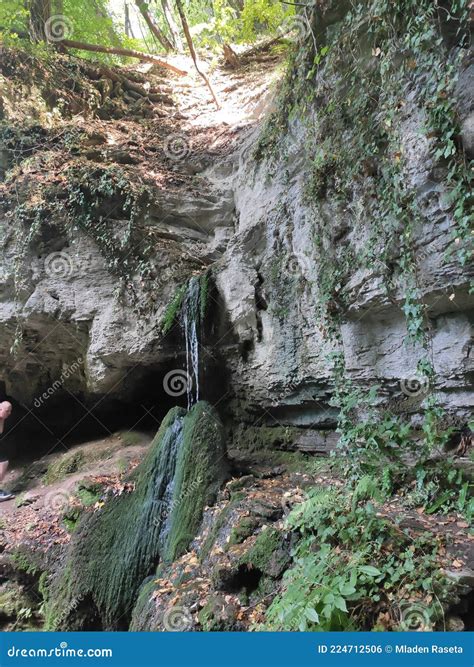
[264,488,459,631]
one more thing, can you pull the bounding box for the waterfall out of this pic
[154,413,185,549]
[180,277,201,410]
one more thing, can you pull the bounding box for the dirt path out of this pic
[0,431,150,551]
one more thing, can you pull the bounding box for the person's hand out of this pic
[0,401,12,420]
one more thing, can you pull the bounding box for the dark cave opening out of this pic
[0,351,230,465]
[220,564,263,596]
[455,589,474,631]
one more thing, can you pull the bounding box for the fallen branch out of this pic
[61,39,187,75]
[239,34,286,60]
[174,0,220,109]
[134,0,175,53]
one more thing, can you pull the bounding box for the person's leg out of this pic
[0,460,14,501]
[0,460,8,480]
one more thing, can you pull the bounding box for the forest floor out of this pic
[0,431,149,545]
[1,42,283,223]
[2,439,472,563]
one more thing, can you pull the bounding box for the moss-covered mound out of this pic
[42,402,227,630]
[160,402,228,563]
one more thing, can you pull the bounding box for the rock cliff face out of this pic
[0,50,237,445]
[0,3,473,454]
[218,70,474,433]
[215,6,474,445]
[1,0,473,636]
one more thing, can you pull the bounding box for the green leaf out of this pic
[305,608,320,623]
[335,597,348,613]
[359,565,382,577]
[425,491,451,514]
[339,583,357,596]
[322,604,333,619]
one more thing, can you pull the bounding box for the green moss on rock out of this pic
[119,431,146,447]
[43,402,227,630]
[198,487,250,563]
[161,284,186,334]
[198,593,239,631]
[228,516,260,546]
[0,582,22,619]
[161,270,213,336]
[61,480,104,532]
[0,580,40,628]
[232,425,299,453]
[10,546,43,576]
[161,402,228,562]
[62,505,83,533]
[128,578,158,631]
[239,528,290,578]
[76,479,103,507]
[43,450,85,485]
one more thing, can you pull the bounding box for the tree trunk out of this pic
[161,0,183,51]
[228,0,244,11]
[124,1,134,38]
[29,0,52,42]
[61,39,188,75]
[135,0,175,52]
[174,0,220,108]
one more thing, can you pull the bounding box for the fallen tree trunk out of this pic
[239,34,286,59]
[222,35,285,70]
[81,62,151,99]
[61,39,187,75]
